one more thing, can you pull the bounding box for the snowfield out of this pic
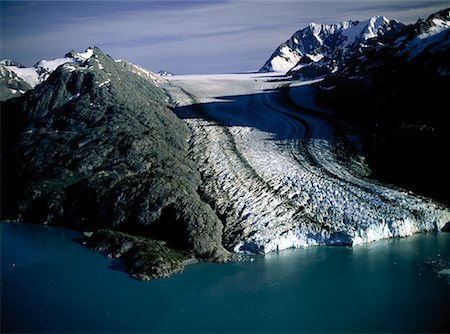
[161,73,450,254]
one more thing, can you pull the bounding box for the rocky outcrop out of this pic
[1,47,230,279]
[85,229,194,280]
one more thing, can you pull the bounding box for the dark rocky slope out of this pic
[315,8,450,205]
[1,47,230,279]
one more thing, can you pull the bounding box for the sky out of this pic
[1,0,450,74]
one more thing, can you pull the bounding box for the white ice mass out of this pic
[161,73,450,254]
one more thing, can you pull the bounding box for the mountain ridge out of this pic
[260,15,404,73]
[1,46,231,280]
[314,7,450,204]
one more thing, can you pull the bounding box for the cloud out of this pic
[1,0,449,73]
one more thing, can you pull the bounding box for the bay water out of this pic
[1,223,449,333]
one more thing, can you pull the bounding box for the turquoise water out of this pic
[1,223,449,333]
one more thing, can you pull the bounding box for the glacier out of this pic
[162,73,450,255]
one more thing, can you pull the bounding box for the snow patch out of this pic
[418,18,450,39]
[74,48,94,62]
[98,79,110,87]
[69,93,80,101]
[306,53,324,62]
[405,28,450,60]
[341,16,389,46]
[63,64,77,72]
[269,46,301,72]
[5,66,40,87]
[36,57,73,71]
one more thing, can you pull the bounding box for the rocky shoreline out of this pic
[84,229,194,280]
[1,47,231,280]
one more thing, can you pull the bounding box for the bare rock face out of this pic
[1,47,230,279]
[86,229,192,280]
[315,8,450,205]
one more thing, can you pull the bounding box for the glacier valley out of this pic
[162,73,450,254]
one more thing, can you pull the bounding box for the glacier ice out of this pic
[162,73,450,255]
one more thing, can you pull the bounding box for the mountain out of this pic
[260,16,404,75]
[1,47,230,280]
[0,49,115,101]
[315,8,450,204]
[0,62,32,101]
[157,70,174,76]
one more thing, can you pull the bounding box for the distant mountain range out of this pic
[313,8,450,204]
[0,49,164,101]
[260,16,404,73]
[260,8,450,80]
[260,7,449,204]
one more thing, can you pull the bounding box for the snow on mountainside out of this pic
[332,7,450,79]
[395,8,450,61]
[0,47,163,101]
[1,51,89,88]
[0,60,34,101]
[260,16,404,73]
[0,49,92,101]
[315,8,450,205]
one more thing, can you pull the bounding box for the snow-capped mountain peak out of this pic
[416,9,450,39]
[1,47,162,101]
[1,47,102,90]
[0,59,25,67]
[260,16,404,73]
[341,16,394,46]
[390,7,450,61]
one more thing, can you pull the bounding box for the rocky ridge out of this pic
[260,16,404,75]
[85,229,195,280]
[1,47,230,280]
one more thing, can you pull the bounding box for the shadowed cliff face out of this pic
[1,47,229,278]
[315,9,450,205]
